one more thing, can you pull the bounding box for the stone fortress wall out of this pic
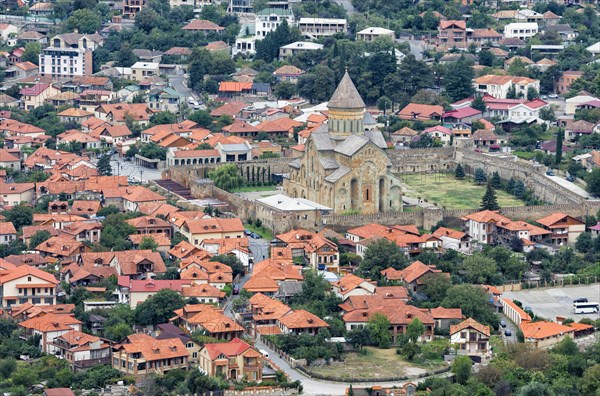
[165,147,596,233]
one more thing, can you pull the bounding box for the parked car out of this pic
[546,170,555,176]
[566,175,575,182]
[500,320,507,328]
[504,329,512,336]
[244,229,251,236]
[250,232,261,239]
[233,284,240,295]
[574,297,588,303]
[187,96,195,104]
[548,94,558,99]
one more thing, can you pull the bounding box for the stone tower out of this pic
[328,70,366,138]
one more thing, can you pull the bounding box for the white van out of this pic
[259,349,269,358]
[188,96,195,104]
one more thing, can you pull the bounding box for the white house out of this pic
[462,210,511,245]
[279,41,324,59]
[473,75,540,99]
[356,27,395,42]
[254,8,294,38]
[332,274,376,301]
[450,318,491,357]
[432,227,471,253]
[566,94,600,115]
[503,22,539,40]
[131,62,160,81]
[0,24,18,47]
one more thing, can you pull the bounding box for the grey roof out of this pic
[59,33,103,45]
[311,131,335,151]
[132,49,164,58]
[324,165,350,183]
[543,24,574,33]
[319,156,339,170]
[328,71,366,109]
[365,129,387,148]
[363,111,377,125]
[220,143,250,152]
[252,82,271,92]
[275,281,304,297]
[334,134,369,156]
[289,158,301,169]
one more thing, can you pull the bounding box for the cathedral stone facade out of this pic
[284,72,402,214]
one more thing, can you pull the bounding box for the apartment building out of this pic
[40,34,103,79]
[255,8,294,38]
[298,18,347,39]
[503,23,539,40]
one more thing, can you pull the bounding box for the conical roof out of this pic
[328,71,365,109]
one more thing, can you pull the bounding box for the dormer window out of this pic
[53,38,60,47]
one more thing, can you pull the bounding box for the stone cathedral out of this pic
[284,71,402,214]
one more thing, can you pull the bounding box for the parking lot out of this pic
[503,284,600,321]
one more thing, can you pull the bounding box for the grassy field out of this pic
[307,347,440,380]
[232,185,278,193]
[400,173,524,209]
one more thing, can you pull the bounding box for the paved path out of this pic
[545,175,590,199]
[254,341,443,395]
[332,0,356,15]
[108,154,162,182]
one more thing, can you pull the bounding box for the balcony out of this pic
[74,356,112,369]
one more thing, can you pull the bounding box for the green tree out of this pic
[104,322,132,341]
[508,59,529,78]
[139,236,159,251]
[490,171,502,189]
[445,56,474,101]
[474,168,487,185]
[513,180,526,198]
[517,382,554,396]
[115,43,138,68]
[210,254,245,278]
[506,84,518,99]
[134,289,185,325]
[0,358,16,379]
[421,272,452,305]
[455,163,465,179]
[208,164,245,192]
[29,230,52,250]
[97,154,112,176]
[358,238,407,280]
[150,111,177,125]
[99,213,136,250]
[481,182,500,211]
[4,205,33,230]
[97,205,120,217]
[452,355,472,385]
[442,285,499,327]
[367,313,392,348]
[575,232,593,253]
[539,106,556,122]
[406,318,425,343]
[377,96,392,115]
[461,255,497,284]
[66,9,101,34]
[478,49,495,67]
[587,168,600,196]
[139,142,168,160]
[297,65,336,103]
[580,364,600,394]
[555,128,564,165]
[21,43,41,65]
[471,95,487,113]
[274,81,296,100]
[527,87,539,101]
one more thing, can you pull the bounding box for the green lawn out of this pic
[245,223,274,240]
[400,173,524,209]
[232,185,278,193]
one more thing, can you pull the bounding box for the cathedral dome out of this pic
[328,70,366,110]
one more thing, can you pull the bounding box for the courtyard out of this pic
[400,173,525,209]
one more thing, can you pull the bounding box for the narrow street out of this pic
[253,341,443,395]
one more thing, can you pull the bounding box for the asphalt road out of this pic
[169,73,196,102]
[503,284,600,321]
[498,313,517,344]
[332,0,356,15]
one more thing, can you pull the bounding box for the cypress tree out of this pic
[474,168,487,185]
[491,171,502,189]
[481,182,500,210]
[455,163,465,179]
[556,128,564,165]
